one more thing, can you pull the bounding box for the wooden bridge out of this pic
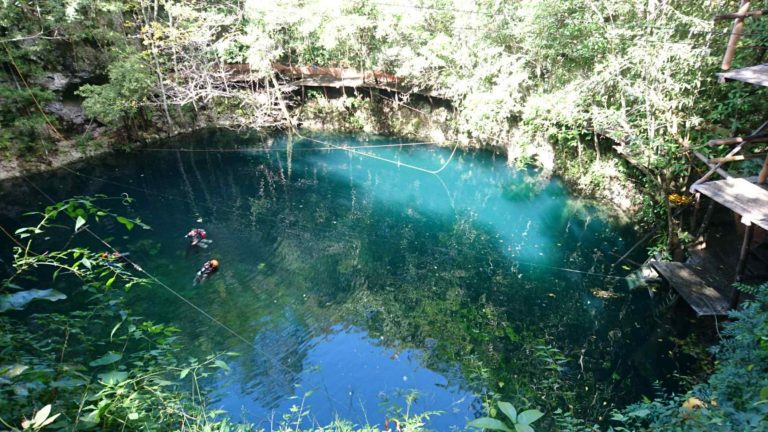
[224,63,445,98]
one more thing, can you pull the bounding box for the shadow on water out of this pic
[0,129,705,430]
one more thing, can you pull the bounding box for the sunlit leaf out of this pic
[517,410,544,425]
[467,417,512,431]
[89,352,122,367]
[98,371,128,385]
[514,424,534,432]
[498,402,517,423]
[33,404,52,425]
[75,216,86,231]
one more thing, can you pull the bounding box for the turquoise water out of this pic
[0,130,688,429]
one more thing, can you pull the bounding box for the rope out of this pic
[514,261,626,280]
[2,41,65,141]
[296,132,460,175]
[138,141,436,152]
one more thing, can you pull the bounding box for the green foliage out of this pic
[469,401,544,432]
[0,84,56,158]
[603,282,768,431]
[78,53,155,127]
[0,196,232,430]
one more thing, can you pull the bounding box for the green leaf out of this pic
[127,412,139,420]
[106,275,116,287]
[514,424,534,432]
[498,402,517,423]
[628,409,650,418]
[214,360,231,372]
[89,352,122,367]
[81,257,92,269]
[75,215,86,231]
[116,216,135,231]
[467,417,513,431]
[80,410,101,426]
[179,368,191,379]
[98,371,128,385]
[110,321,123,341]
[760,386,768,400]
[0,289,66,312]
[517,410,544,425]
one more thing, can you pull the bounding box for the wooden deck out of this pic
[650,261,730,316]
[717,64,768,86]
[691,177,768,231]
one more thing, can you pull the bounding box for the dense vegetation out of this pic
[2,0,768,430]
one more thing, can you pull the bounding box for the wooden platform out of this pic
[691,177,768,231]
[650,261,730,316]
[717,64,768,87]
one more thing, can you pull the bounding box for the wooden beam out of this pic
[709,153,767,163]
[722,1,752,71]
[706,134,768,146]
[714,9,767,21]
[692,151,733,188]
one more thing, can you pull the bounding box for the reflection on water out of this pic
[0,130,690,429]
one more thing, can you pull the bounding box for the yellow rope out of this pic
[2,41,65,141]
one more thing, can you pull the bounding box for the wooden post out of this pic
[690,192,701,233]
[695,198,716,239]
[732,220,755,308]
[722,1,752,71]
[758,153,768,184]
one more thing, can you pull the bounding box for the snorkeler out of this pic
[186,228,212,248]
[100,251,130,261]
[194,259,219,284]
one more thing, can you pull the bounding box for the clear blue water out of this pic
[0,130,690,430]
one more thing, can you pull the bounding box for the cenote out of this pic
[0,130,698,430]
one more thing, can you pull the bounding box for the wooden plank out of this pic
[691,177,768,231]
[717,63,768,86]
[650,261,730,316]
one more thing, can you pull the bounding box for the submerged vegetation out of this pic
[2,0,768,430]
[0,185,765,431]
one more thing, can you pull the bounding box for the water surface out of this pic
[0,130,689,430]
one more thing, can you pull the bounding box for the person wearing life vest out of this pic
[194,259,219,284]
[186,228,207,246]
